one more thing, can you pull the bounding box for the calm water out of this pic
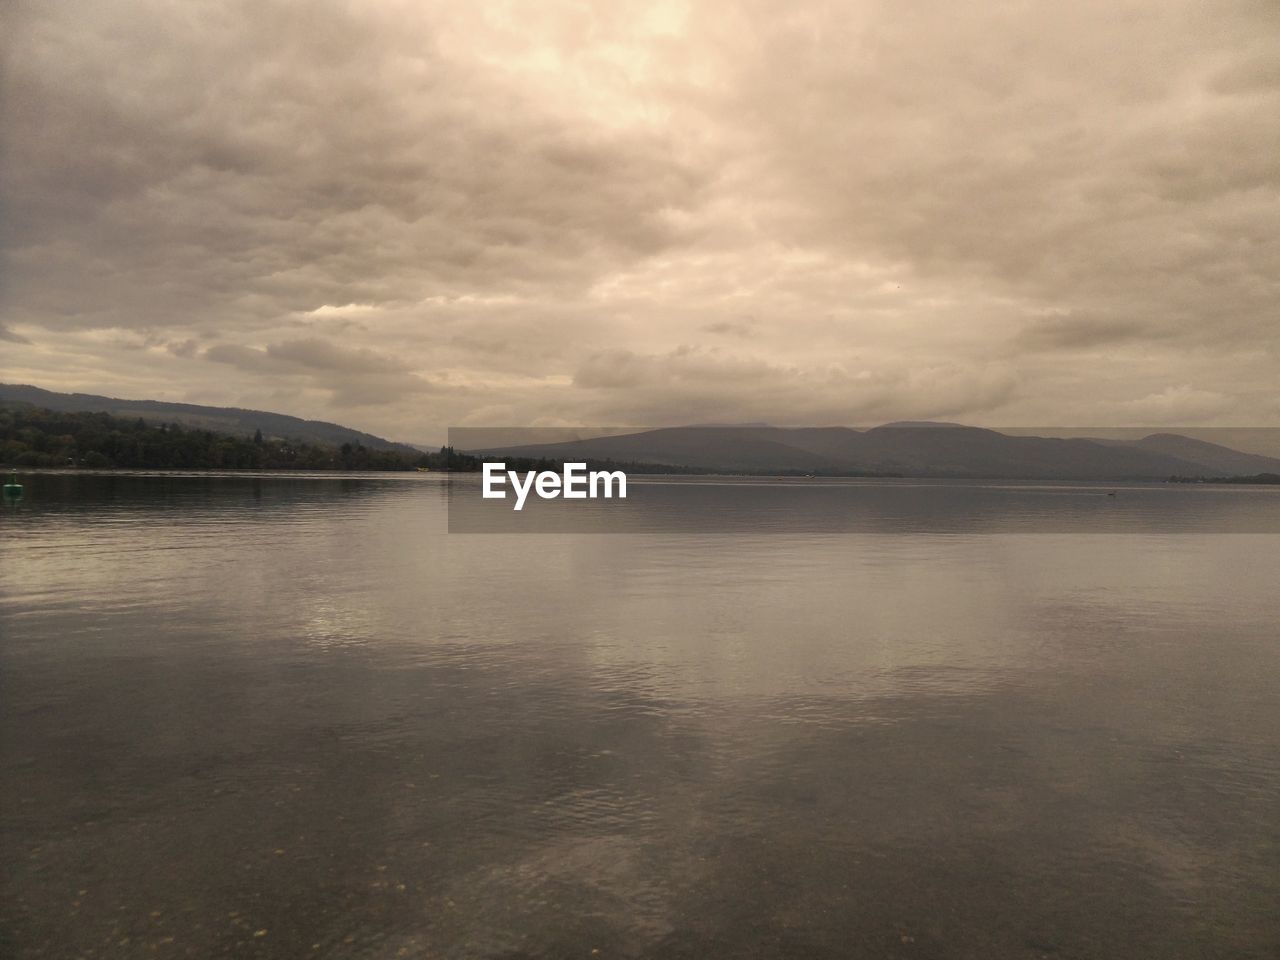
[2,473,1279,959]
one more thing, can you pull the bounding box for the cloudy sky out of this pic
[3,0,1278,442]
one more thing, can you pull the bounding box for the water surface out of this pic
[2,473,1278,958]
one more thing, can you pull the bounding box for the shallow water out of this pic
[2,473,1279,958]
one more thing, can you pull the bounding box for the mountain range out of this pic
[5,383,1278,479]
[466,424,1280,480]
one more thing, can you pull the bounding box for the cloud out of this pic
[717,2,1280,348]
[701,318,757,338]
[1016,315,1159,351]
[573,346,1019,426]
[1,0,708,335]
[2,0,1278,439]
[1120,385,1236,424]
[204,344,282,374]
[574,347,778,389]
[0,324,32,344]
[265,338,417,376]
[204,336,433,406]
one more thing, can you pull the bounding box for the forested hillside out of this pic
[0,404,465,471]
[0,383,416,452]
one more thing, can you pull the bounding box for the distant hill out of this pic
[0,404,442,471]
[0,383,414,453]
[1127,433,1280,477]
[466,423,1280,480]
[1002,426,1280,460]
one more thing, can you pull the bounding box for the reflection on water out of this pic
[2,473,1279,958]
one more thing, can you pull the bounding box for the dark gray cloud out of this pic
[1015,316,1161,351]
[265,339,418,376]
[2,0,705,335]
[2,0,1278,439]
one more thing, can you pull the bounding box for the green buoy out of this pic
[3,472,22,500]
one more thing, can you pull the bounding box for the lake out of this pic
[2,472,1279,958]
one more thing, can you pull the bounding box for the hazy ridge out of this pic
[468,424,1280,480]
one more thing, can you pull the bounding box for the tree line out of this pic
[1167,473,1280,484]
[0,404,479,472]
